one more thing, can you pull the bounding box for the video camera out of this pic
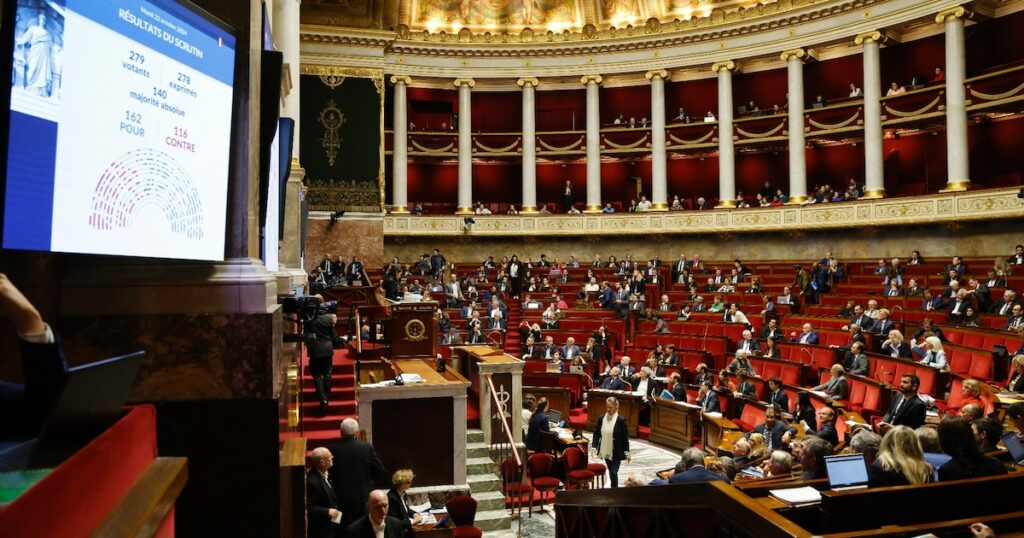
[281,295,338,322]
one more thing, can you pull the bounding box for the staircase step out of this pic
[467,429,485,444]
[467,442,490,459]
[473,491,507,512]
[473,508,512,532]
[467,473,501,494]
[467,457,498,475]
[300,387,356,402]
[300,374,356,389]
[299,400,357,415]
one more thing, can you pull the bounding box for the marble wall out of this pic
[384,220,1024,264]
[307,215,386,271]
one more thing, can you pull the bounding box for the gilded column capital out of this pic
[936,6,972,23]
[580,75,604,85]
[517,77,540,88]
[854,30,885,45]
[644,69,669,81]
[453,78,476,88]
[389,75,412,85]
[711,60,737,73]
[780,49,806,62]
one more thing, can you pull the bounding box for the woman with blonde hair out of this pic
[1008,355,1024,393]
[747,432,767,460]
[388,468,423,533]
[918,336,947,369]
[868,425,933,486]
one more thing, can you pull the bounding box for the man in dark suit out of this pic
[921,289,949,312]
[847,305,875,333]
[745,407,796,452]
[879,373,927,431]
[760,319,784,342]
[344,490,403,538]
[1011,244,1024,265]
[991,290,1020,316]
[813,365,849,401]
[347,257,369,286]
[600,367,628,390]
[0,274,68,439]
[668,448,729,484]
[330,419,387,530]
[429,249,446,277]
[794,323,819,345]
[307,447,342,538]
[697,381,720,413]
[801,407,839,447]
[305,303,343,414]
[672,254,689,284]
[736,330,760,354]
[766,377,788,413]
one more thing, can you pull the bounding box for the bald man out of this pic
[344,490,403,538]
[307,447,341,538]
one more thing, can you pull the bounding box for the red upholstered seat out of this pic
[527,453,562,512]
[563,447,596,489]
[586,462,608,488]
[499,458,533,517]
[452,527,483,538]
[445,495,483,538]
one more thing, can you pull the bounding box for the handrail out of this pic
[484,373,522,468]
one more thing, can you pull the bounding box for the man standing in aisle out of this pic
[329,418,387,531]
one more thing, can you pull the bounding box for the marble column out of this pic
[937,7,972,192]
[856,31,886,199]
[272,0,301,157]
[712,61,737,208]
[390,76,411,213]
[518,77,539,213]
[582,75,603,213]
[646,69,669,211]
[781,49,809,204]
[454,78,475,214]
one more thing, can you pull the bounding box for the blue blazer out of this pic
[668,466,729,484]
[699,391,720,413]
[797,331,819,345]
[601,377,628,391]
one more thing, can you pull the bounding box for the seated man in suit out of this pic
[307,447,342,538]
[813,364,849,401]
[792,323,819,345]
[799,436,834,480]
[844,304,875,332]
[843,342,870,376]
[561,337,580,362]
[541,336,558,360]
[696,381,720,413]
[1006,304,1024,331]
[991,290,1019,316]
[878,373,927,432]
[745,407,796,452]
[921,289,949,312]
[735,330,760,355]
[760,319,784,342]
[605,356,636,378]
[601,366,628,390]
[668,448,729,484]
[801,406,840,447]
[345,490,403,538]
[766,377,789,412]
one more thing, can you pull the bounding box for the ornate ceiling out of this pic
[301,0,777,33]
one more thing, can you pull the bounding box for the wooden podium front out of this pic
[390,302,439,359]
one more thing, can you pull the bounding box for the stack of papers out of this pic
[409,501,431,513]
[769,486,822,506]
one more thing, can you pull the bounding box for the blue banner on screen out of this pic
[3,0,235,261]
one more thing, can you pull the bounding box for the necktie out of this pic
[766,429,773,451]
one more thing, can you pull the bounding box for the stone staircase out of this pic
[465,429,513,534]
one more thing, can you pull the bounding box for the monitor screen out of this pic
[3,0,236,261]
[824,453,869,488]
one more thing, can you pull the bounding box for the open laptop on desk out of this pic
[548,409,564,427]
[824,453,869,491]
[0,351,145,472]
[1001,432,1024,464]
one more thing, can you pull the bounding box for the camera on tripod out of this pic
[281,295,338,322]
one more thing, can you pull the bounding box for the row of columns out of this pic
[389,8,972,214]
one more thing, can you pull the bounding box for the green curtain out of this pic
[299,72,383,211]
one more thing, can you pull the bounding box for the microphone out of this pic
[436,354,446,373]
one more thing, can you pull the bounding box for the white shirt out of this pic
[599,413,618,459]
[372,518,386,538]
[635,378,649,400]
[637,200,652,211]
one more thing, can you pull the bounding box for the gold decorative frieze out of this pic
[383,188,1024,237]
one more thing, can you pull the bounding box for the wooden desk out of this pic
[702,413,740,453]
[412,517,454,537]
[648,398,701,450]
[586,390,643,437]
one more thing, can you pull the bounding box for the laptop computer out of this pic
[824,453,869,490]
[547,409,562,427]
[0,351,146,472]
[568,364,584,374]
[1001,432,1024,464]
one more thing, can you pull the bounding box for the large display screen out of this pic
[3,0,236,261]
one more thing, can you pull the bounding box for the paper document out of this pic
[409,501,432,513]
[331,511,343,524]
[769,486,822,506]
[398,373,425,383]
[418,513,437,525]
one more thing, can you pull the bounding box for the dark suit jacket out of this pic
[883,393,927,429]
[592,414,630,461]
[667,466,729,484]
[671,383,688,402]
[698,391,720,413]
[850,314,874,332]
[328,438,387,529]
[874,319,895,335]
[736,339,760,354]
[805,420,840,447]
[747,421,796,449]
[767,390,789,412]
[307,470,340,538]
[306,313,343,360]
[526,411,551,452]
[1,338,68,439]
[345,515,404,538]
[760,327,784,341]
[601,377,628,391]
[881,341,912,359]
[386,487,414,534]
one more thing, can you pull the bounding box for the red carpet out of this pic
[284,347,359,456]
[467,392,481,429]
